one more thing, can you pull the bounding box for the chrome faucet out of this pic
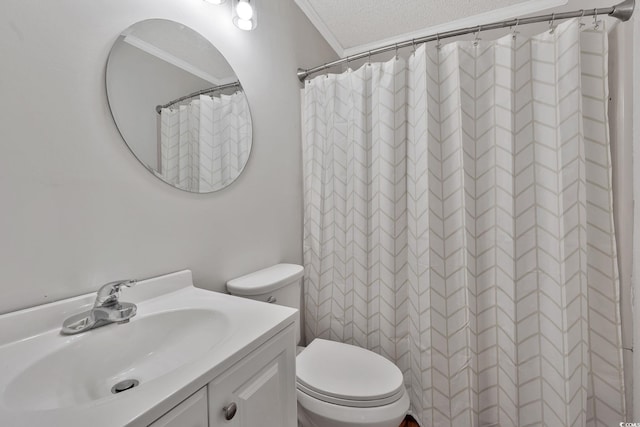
[61,280,138,335]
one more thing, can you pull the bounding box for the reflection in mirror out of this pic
[106,19,252,193]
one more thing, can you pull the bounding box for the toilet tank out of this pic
[226,264,304,344]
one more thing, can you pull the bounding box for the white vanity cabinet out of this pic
[148,325,297,427]
[149,388,208,427]
[208,326,297,427]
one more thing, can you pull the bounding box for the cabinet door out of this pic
[149,388,208,427]
[208,326,296,427]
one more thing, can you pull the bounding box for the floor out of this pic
[399,415,419,427]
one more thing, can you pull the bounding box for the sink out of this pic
[0,270,296,427]
[3,308,229,411]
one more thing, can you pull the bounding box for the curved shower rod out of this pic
[155,81,242,114]
[297,0,635,82]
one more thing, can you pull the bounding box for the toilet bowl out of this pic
[227,264,409,427]
[296,339,409,427]
[297,388,410,427]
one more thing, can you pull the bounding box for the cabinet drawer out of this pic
[149,387,208,427]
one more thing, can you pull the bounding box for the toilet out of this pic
[226,264,409,427]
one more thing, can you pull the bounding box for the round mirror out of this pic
[106,19,252,193]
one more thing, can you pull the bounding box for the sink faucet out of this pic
[61,280,137,335]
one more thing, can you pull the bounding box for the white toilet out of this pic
[227,264,409,427]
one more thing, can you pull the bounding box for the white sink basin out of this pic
[4,309,229,411]
[0,270,297,427]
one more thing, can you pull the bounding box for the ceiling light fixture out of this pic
[232,0,257,31]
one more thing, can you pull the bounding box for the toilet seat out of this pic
[296,382,405,408]
[296,339,404,408]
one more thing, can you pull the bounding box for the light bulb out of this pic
[232,0,257,31]
[235,18,254,30]
[235,0,254,20]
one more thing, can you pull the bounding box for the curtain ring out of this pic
[578,9,586,27]
[512,18,520,39]
[367,51,372,66]
[346,56,351,72]
[549,13,556,33]
[323,63,329,78]
[436,33,442,50]
[473,25,481,46]
[412,38,416,56]
[593,8,600,29]
[395,43,399,60]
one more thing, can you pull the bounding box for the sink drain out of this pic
[111,379,139,394]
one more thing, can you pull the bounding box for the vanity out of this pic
[0,271,297,426]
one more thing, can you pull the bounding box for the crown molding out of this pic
[122,35,225,86]
[294,0,344,56]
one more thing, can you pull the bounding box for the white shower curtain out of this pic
[302,19,625,426]
[160,92,251,192]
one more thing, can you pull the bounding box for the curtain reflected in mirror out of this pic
[106,19,253,193]
[159,92,251,192]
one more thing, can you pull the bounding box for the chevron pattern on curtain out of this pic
[159,92,251,192]
[302,19,624,427]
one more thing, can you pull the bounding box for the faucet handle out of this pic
[94,279,137,307]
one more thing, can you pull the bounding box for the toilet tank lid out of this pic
[226,264,304,296]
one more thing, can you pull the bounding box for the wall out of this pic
[0,0,336,314]
[609,20,635,420]
[108,41,212,169]
[633,2,640,421]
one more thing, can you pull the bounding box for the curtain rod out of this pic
[155,81,242,114]
[297,0,635,82]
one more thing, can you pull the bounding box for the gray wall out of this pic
[0,0,336,314]
[609,21,635,420]
[632,2,640,420]
[108,41,213,169]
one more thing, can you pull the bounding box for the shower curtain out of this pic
[302,19,625,426]
[159,92,251,192]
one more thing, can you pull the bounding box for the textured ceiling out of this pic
[295,0,567,55]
